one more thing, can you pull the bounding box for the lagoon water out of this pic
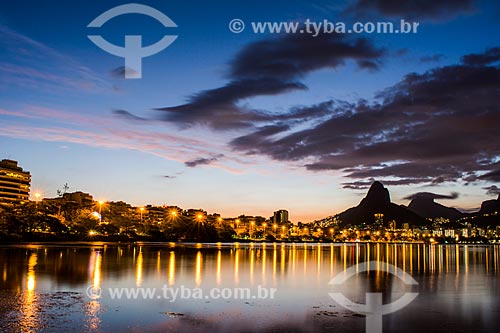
[1,242,499,332]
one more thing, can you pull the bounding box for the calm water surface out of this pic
[1,242,499,332]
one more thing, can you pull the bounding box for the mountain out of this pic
[337,181,427,228]
[407,194,463,220]
[479,194,500,215]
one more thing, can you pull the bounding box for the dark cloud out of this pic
[157,32,384,129]
[113,109,148,122]
[162,175,176,179]
[461,47,500,66]
[479,169,500,182]
[230,34,383,80]
[184,154,224,168]
[420,54,444,63]
[483,185,500,196]
[110,66,138,79]
[230,47,500,187]
[156,79,306,130]
[404,192,459,201]
[341,178,425,190]
[347,0,476,21]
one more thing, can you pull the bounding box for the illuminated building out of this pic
[273,209,289,224]
[0,159,31,204]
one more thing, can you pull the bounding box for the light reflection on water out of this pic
[0,243,499,332]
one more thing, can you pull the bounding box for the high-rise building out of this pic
[0,159,31,204]
[273,209,289,224]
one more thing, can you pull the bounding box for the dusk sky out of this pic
[1,0,500,222]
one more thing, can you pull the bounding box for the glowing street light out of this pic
[140,207,145,223]
[197,213,204,222]
[273,224,277,236]
[262,222,267,234]
[34,192,42,209]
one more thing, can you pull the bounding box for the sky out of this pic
[1,0,500,222]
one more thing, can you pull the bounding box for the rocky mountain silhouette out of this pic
[479,193,500,215]
[407,193,463,220]
[337,181,427,228]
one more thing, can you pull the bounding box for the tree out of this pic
[72,209,99,233]
[56,183,70,216]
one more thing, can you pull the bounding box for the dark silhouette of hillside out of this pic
[337,181,427,228]
[479,194,500,215]
[407,193,463,220]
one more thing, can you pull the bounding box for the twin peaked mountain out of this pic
[337,181,426,228]
[336,181,500,228]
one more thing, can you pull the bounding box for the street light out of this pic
[98,201,104,214]
[140,207,145,223]
[262,223,267,235]
[273,224,277,236]
[197,213,204,222]
[34,192,42,208]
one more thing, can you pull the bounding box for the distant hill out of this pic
[337,181,427,228]
[407,194,463,220]
[479,194,500,215]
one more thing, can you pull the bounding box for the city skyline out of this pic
[2,157,499,226]
[2,0,500,221]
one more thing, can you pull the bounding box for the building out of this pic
[0,159,31,204]
[273,209,289,224]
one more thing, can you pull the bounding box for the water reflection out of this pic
[195,250,202,286]
[20,252,38,331]
[168,251,175,285]
[0,243,499,332]
[86,250,102,331]
[136,249,143,287]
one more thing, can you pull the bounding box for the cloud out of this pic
[341,178,427,190]
[483,185,500,196]
[162,175,177,179]
[461,47,500,66]
[113,109,148,122]
[419,54,444,63]
[184,154,224,168]
[230,47,500,187]
[157,32,384,130]
[0,105,236,173]
[479,169,500,182]
[346,0,477,21]
[404,192,459,201]
[110,66,139,79]
[0,24,111,94]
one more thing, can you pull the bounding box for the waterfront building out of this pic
[273,209,289,224]
[0,159,31,205]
